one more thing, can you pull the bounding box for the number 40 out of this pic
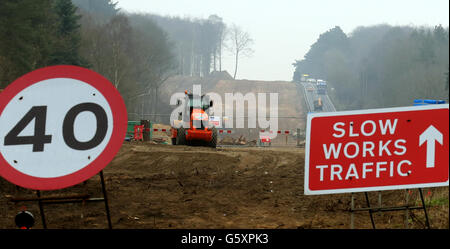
[4,103,108,152]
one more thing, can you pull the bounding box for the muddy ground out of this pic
[0,142,448,229]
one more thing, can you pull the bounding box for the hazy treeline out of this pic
[148,14,227,77]
[0,0,176,120]
[0,0,88,88]
[73,0,176,119]
[293,25,449,110]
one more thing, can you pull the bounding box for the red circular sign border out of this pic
[0,65,127,190]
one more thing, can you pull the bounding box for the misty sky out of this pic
[116,0,449,82]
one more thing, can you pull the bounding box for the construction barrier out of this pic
[218,129,233,134]
[257,130,293,147]
[259,136,272,147]
[259,130,291,134]
[132,125,303,147]
[147,128,170,132]
[126,120,152,141]
[149,128,233,133]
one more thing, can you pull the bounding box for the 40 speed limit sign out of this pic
[0,65,127,190]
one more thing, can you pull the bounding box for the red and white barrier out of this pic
[149,128,170,132]
[260,137,271,143]
[149,128,233,134]
[148,128,293,135]
[218,130,233,134]
[259,130,291,134]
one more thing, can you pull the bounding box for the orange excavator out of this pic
[171,91,217,148]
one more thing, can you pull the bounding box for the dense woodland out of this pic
[148,14,227,77]
[293,25,449,110]
[0,0,233,120]
[0,0,89,87]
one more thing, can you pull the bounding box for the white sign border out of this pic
[304,104,449,195]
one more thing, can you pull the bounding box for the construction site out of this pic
[0,73,448,229]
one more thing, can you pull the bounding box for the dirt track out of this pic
[0,142,448,229]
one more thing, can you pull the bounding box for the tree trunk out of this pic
[151,87,157,122]
[233,51,239,79]
[154,86,160,123]
[141,95,145,120]
[218,40,222,72]
[213,49,217,72]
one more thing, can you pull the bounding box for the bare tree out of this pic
[218,24,228,72]
[106,15,133,89]
[228,24,254,79]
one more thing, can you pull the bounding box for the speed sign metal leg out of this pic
[350,193,355,229]
[418,188,431,229]
[36,190,47,229]
[99,171,112,229]
[364,192,376,229]
[405,189,409,229]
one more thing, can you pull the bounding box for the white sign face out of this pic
[0,65,128,190]
[0,78,113,178]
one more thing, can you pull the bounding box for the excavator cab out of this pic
[171,91,217,148]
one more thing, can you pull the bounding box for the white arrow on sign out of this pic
[419,125,443,168]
